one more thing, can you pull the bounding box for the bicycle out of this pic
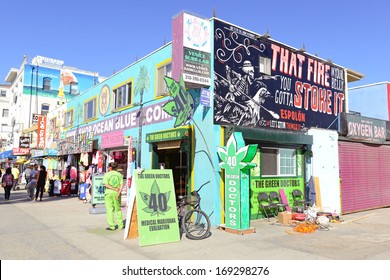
[177,181,211,240]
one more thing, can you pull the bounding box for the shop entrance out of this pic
[152,140,190,198]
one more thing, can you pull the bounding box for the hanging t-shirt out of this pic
[92,151,103,173]
[80,152,89,167]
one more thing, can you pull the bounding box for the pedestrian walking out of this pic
[24,164,32,185]
[2,167,14,200]
[27,164,39,200]
[35,165,47,201]
[11,165,20,191]
[102,162,124,231]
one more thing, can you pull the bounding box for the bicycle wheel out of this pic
[182,209,211,240]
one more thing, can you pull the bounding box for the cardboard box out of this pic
[278,211,292,225]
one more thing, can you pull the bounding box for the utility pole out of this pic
[28,66,35,128]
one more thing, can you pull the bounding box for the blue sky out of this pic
[1,0,389,88]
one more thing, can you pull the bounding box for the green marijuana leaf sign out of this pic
[162,74,195,128]
[217,132,257,230]
[217,133,257,173]
[140,180,171,216]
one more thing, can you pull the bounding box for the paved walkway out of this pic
[1,186,390,260]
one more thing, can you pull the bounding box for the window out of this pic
[2,109,9,118]
[113,81,132,110]
[261,148,296,176]
[41,103,50,116]
[64,110,73,128]
[259,56,271,75]
[43,77,51,91]
[0,90,6,97]
[157,62,172,96]
[84,98,97,121]
[70,82,78,95]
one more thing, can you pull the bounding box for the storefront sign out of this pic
[12,147,30,155]
[339,113,387,144]
[134,169,180,246]
[183,47,211,85]
[65,101,172,138]
[32,114,41,125]
[30,149,44,158]
[101,130,124,149]
[250,178,304,218]
[19,137,30,148]
[146,127,190,143]
[172,12,211,87]
[37,116,47,149]
[91,174,105,205]
[217,132,257,230]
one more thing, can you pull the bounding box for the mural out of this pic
[214,20,345,131]
[23,65,96,101]
[99,85,111,116]
[46,107,65,149]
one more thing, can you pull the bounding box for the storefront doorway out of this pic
[152,140,190,198]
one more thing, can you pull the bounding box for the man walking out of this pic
[11,165,20,191]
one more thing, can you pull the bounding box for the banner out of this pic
[37,116,47,149]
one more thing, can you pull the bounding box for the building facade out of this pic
[0,84,11,151]
[25,12,367,226]
[339,82,390,213]
[2,55,103,160]
[348,82,390,120]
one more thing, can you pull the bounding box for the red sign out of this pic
[37,116,47,149]
[12,148,30,155]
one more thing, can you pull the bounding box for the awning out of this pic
[157,140,182,150]
[16,157,27,164]
[225,126,313,146]
[22,124,38,134]
[0,150,16,160]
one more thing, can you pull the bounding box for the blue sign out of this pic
[200,88,211,107]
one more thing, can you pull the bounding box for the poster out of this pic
[135,169,180,246]
[91,174,105,205]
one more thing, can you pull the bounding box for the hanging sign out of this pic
[217,132,257,230]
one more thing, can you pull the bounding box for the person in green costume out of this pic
[102,162,124,231]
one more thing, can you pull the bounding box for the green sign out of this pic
[250,178,304,219]
[135,169,180,246]
[145,127,190,143]
[91,174,105,204]
[217,132,257,230]
[162,74,195,128]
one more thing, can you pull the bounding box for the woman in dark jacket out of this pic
[35,165,47,201]
[2,167,14,200]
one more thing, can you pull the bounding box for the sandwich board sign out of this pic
[124,169,180,246]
